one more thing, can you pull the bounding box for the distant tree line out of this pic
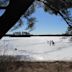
[13,32,31,35]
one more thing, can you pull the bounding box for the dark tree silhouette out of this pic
[0,0,34,39]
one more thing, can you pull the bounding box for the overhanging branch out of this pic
[42,1,72,27]
[0,0,35,39]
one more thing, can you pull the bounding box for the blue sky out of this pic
[11,7,68,35]
[30,7,68,35]
[0,7,72,35]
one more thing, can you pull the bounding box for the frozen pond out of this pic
[0,36,72,61]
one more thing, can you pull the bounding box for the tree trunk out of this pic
[0,0,34,39]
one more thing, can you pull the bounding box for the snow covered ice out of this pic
[0,36,72,61]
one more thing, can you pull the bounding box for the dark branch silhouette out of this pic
[0,7,7,9]
[43,0,72,27]
[0,0,34,39]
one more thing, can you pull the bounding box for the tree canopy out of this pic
[0,0,72,39]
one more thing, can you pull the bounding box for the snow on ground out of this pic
[0,36,72,61]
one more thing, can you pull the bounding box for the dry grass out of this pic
[0,61,72,72]
[0,56,72,72]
